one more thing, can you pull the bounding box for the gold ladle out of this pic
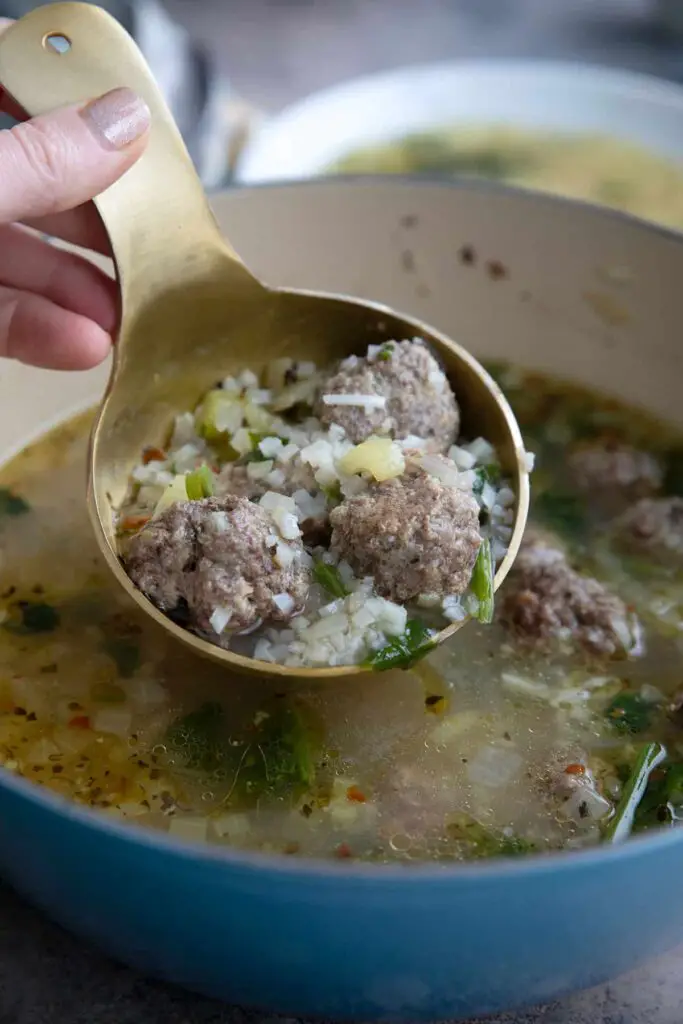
[0,2,530,680]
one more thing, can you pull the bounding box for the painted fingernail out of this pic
[80,87,150,151]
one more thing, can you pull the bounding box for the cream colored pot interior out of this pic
[1,180,681,461]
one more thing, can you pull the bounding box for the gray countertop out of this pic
[6,1,683,1021]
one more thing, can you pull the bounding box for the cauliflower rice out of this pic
[117,341,527,668]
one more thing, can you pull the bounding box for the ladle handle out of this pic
[0,3,259,325]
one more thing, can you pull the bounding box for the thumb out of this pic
[0,87,150,224]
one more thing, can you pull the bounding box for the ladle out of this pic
[0,2,530,679]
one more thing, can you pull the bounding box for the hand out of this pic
[0,18,150,369]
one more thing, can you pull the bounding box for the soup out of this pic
[0,366,681,862]
[330,126,683,231]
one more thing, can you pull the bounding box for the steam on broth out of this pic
[0,365,682,862]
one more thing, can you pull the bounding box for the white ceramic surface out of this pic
[235,61,683,183]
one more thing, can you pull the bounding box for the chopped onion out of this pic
[246,459,274,481]
[168,815,209,843]
[212,813,251,839]
[259,490,297,513]
[92,707,133,737]
[448,445,477,470]
[126,677,167,707]
[417,454,461,488]
[272,593,295,616]
[209,606,233,635]
[467,745,523,788]
[253,638,276,662]
[209,511,230,533]
[274,542,295,569]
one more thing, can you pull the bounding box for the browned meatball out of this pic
[316,339,459,451]
[568,444,662,502]
[615,497,683,562]
[499,540,640,658]
[330,463,481,603]
[125,496,309,646]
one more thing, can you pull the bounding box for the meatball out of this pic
[125,496,309,646]
[215,461,330,547]
[316,339,460,452]
[568,444,662,502]
[499,540,640,658]
[330,462,481,603]
[615,496,683,562]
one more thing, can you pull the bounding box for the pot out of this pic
[0,179,682,1022]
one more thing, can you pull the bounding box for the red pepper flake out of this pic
[335,842,353,859]
[68,715,91,730]
[119,515,150,533]
[142,446,167,464]
[564,763,586,775]
[346,785,366,803]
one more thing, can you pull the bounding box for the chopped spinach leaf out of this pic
[472,465,501,499]
[631,761,683,831]
[447,814,536,859]
[605,691,653,734]
[312,559,349,599]
[3,600,60,635]
[663,446,683,497]
[103,637,140,678]
[533,488,586,542]
[603,741,667,842]
[0,488,30,518]
[166,701,227,774]
[165,698,321,807]
[365,619,436,672]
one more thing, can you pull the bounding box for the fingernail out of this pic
[80,87,150,151]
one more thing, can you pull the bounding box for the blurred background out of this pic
[4,0,683,222]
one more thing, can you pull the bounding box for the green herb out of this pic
[447,814,536,859]
[472,465,501,499]
[534,487,586,542]
[3,600,60,635]
[377,343,394,362]
[165,698,321,807]
[365,619,436,672]
[0,488,30,518]
[470,538,494,624]
[166,701,229,774]
[103,637,140,678]
[238,700,319,800]
[185,464,214,500]
[241,433,289,464]
[603,741,667,843]
[631,760,683,831]
[605,691,653,734]
[312,559,349,599]
[663,446,683,497]
[322,481,342,505]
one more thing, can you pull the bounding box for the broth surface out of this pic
[330,127,683,230]
[0,368,682,862]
